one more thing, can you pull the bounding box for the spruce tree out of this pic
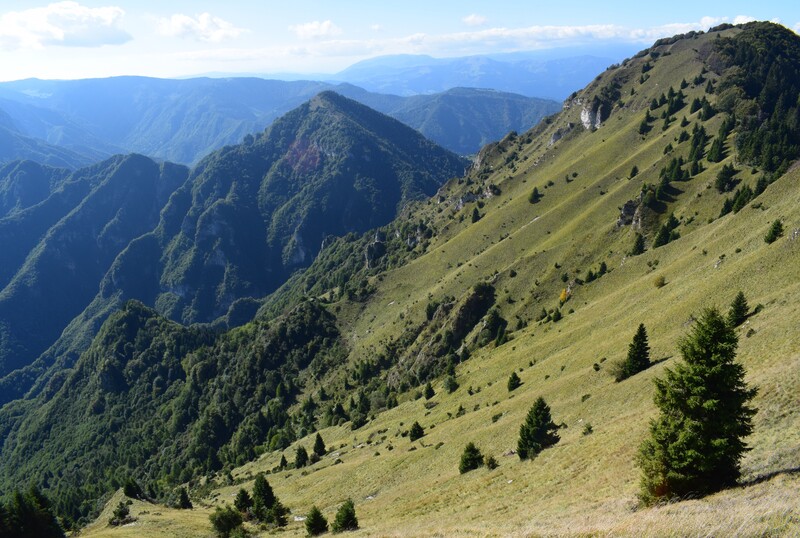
[409,421,424,442]
[471,207,481,223]
[269,499,288,527]
[459,442,484,474]
[637,308,757,504]
[331,498,359,532]
[728,291,749,327]
[507,371,522,391]
[764,219,784,243]
[176,487,193,509]
[630,233,646,256]
[528,187,541,203]
[423,382,435,399]
[295,445,309,469]
[305,506,328,536]
[313,433,327,457]
[617,324,651,381]
[517,397,560,460]
[233,488,252,513]
[252,473,275,520]
[279,454,288,469]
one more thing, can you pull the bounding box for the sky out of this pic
[0,0,798,81]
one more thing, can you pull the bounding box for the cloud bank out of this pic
[158,12,246,43]
[289,20,342,39]
[0,1,130,50]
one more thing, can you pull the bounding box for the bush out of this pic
[459,442,484,473]
[444,375,459,393]
[109,501,133,526]
[331,498,359,533]
[305,506,328,536]
[517,397,560,459]
[209,505,243,538]
[484,455,499,469]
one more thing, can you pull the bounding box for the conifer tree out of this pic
[459,442,484,473]
[471,207,481,223]
[209,505,242,538]
[409,421,424,442]
[764,219,784,243]
[305,506,328,536]
[313,433,327,457]
[728,292,749,327]
[617,324,651,381]
[176,487,193,509]
[517,397,560,460]
[233,488,252,513]
[507,371,522,391]
[630,233,646,256]
[528,187,541,203]
[252,473,276,520]
[295,446,309,469]
[637,308,757,504]
[279,454,288,469]
[269,499,288,527]
[423,382,435,400]
[331,498,359,532]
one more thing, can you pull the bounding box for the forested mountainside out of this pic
[0,78,558,164]
[2,21,800,537]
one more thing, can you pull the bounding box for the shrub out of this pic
[305,506,328,536]
[637,308,757,504]
[484,455,499,469]
[459,442,484,473]
[209,505,243,538]
[109,501,133,526]
[517,397,560,459]
[331,498,358,533]
[444,375,459,393]
[653,275,666,288]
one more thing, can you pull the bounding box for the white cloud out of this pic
[462,14,487,27]
[370,24,383,32]
[158,12,245,43]
[289,20,342,40]
[0,1,130,50]
[733,15,756,25]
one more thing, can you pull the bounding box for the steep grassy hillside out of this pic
[4,22,800,537]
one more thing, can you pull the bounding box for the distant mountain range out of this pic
[0,78,560,166]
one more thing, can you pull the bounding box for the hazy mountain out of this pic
[0,78,559,164]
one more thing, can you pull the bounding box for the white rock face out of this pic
[580,106,603,130]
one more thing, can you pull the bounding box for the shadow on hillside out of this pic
[741,466,800,487]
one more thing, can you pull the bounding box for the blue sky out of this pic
[0,1,797,80]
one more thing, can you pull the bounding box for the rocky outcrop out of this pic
[549,122,575,145]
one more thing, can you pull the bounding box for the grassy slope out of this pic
[82,27,800,537]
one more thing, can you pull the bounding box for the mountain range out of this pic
[0,78,559,165]
[1,21,799,537]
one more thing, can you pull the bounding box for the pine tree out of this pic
[233,488,252,513]
[313,433,327,457]
[728,291,749,327]
[764,219,784,243]
[471,207,481,223]
[331,498,359,533]
[252,473,276,520]
[637,308,757,504]
[279,454,288,469]
[409,421,424,442]
[617,324,651,381]
[507,371,522,391]
[459,442,484,473]
[517,397,560,460]
[528,187,541,203]
[630,233,645,256]
[630,165,639,178]
[295,446,309,469]
[176,487,193,509]
[305,506,328,536]
[423,382,435,399]
[269,499,288,527]
[7,487,65,537]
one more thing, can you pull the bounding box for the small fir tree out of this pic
[279,454,288,469]
[313,433,327,457]
[305,506,328,536]
[764,219,784,243]
[507,371,522,391]
[617,324,651,381]
[331,498,359,533]
[423,382,435,400]
[176,487,193,509]
[471,207,481,223]
[630,233,646,256]
[637,308,757,504]
[728,291,749,327]
[528,187,541,203]
[459,442,484,474]
[409,421,424,442]
[630,165,639,178]
[444,375,459,393]
[517,397,560,460]
[269,499,288,527]
[252,473,275,520]
[295,446,309,469]
[233,488,252,513]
